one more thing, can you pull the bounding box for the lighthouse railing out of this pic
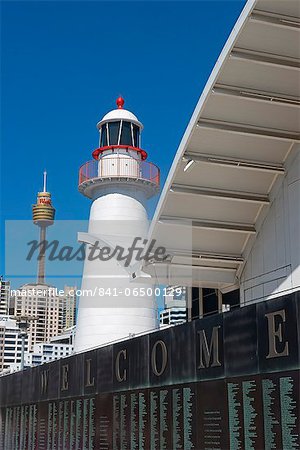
[79,156,160,188]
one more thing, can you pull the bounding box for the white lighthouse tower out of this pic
[74,97,160,352]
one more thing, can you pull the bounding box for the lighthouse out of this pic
[74,97,160,352]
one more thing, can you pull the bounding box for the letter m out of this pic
[198,326,221,369]
[40,369,49,394]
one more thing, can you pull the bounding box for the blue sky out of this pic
[1,0,246,283]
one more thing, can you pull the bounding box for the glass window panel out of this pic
[100,125,108,147]
[108,122,120,145]
[120,121,132,146]
[133,125,140,147]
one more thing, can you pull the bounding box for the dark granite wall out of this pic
[0,292,299,449]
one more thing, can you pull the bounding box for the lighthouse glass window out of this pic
[108,122,120,145]
[132,124,140,148]
[120,121,132,146]
[100,125,108,147]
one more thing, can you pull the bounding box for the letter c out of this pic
[115,349,127,382]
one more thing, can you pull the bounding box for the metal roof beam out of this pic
[251,10,300,30]
[147,262,237,285]
[160,263,237,272]
[183,151,285,174]
[231,48,300,69]
[170,183,270,204]
[159,216,256,234]
[213,83,300,107]
[145,246,243,265]
[197,118,300,142]
[155,247,244,263]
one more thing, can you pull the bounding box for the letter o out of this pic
[151,340,168,376]
[115,349,127,382]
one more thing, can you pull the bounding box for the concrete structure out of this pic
[143,0,300,314]
[75,98,160,352]
[24,341,73,367]
[0,316,29,374]
[1,293,299,449]
[0,277,10,316]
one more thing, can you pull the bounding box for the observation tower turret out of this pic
[32,171,55,284]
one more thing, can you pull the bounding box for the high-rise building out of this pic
[0,323,4,371]
[62,286,77,330]
[160,285,187,327]
[0,277,10,316]
[19,326,76,367]
[13,285,76,351]
[24,341,73,367]
[0,316,29,374]
[159,308,186,327]
[163,285,186,307]
[50,325,76,345]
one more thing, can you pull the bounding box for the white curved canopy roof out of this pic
[145,0,300,291]
[97,108,143,129]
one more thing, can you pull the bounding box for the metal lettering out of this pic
[40,369,49,394]
[151,340,168,376]
[198,326,221,368]
[85,358,95,387]
[115,349,127,382]
[265,309,289,358]
[61,364,69,391]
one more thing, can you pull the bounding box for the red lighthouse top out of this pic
[116,96,125,109]
[92,97,148,160]
[79,98,160,197]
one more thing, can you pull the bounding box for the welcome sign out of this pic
[0,293,299,449]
